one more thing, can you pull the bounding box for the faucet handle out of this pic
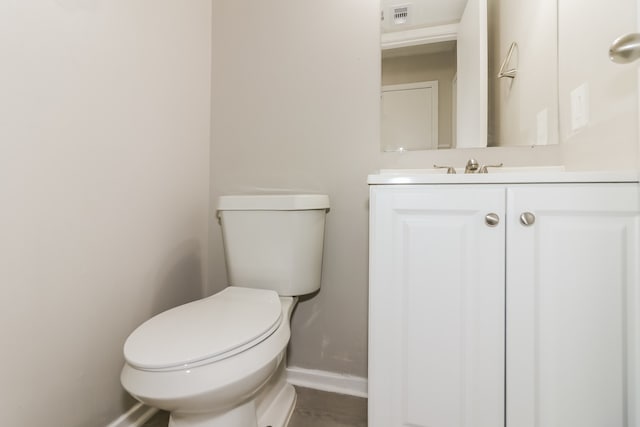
[478,163,504,173]
[433,164,457,174]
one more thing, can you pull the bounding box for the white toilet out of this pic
[120,194,329,427]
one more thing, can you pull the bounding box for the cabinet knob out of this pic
[520,212,536,226]
[485,213,500,227]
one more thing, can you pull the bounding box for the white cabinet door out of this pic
[369,185,505,427]
[506,184,640,427]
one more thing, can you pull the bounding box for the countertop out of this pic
[368,168,640,185]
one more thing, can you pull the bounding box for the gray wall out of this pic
[210,0,564,379]
[210,0,381,377]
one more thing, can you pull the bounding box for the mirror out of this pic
[381,0,559,151]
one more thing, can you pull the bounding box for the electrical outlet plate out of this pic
[571,83,589,131]
[536,108,548,145]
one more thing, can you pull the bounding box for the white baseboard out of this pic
[106,402,158,427]
[286,366,368,398]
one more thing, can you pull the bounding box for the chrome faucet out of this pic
[465,159,503,173]
[434,159,504,174]
[464,158,479,173]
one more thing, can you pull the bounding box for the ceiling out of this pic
[381,0,469,33]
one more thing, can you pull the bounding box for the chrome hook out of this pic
[498,42,518,79]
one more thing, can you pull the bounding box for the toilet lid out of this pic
[123,287,283,370]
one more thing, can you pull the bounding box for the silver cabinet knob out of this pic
[520,212,536,226]
[485,213,500,227]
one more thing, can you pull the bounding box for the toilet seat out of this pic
[123,287,282,371]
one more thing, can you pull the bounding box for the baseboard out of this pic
[105,402,158,427]
[286,366,368,398]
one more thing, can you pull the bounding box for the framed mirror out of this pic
[381,0,559,151]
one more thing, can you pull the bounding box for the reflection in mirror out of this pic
[382,42,454,151]
[381,0,559,151]
[490,0,558,148]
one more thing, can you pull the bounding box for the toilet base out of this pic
[167,362,296,427]
[169,400,257,427]
[256,380,296,427]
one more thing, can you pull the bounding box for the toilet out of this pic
[120,194,329,427]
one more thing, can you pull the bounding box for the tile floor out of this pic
[142,386,367,427]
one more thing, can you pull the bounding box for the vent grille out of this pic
[393,6,409,25]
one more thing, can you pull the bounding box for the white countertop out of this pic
[368,167,640,185]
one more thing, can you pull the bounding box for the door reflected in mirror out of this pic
[381,0,559,151]
[382,45,450,151]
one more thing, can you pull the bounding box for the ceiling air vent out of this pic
[392,5,411,25]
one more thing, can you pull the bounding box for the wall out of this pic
[210,0,563,381]
[0,1,211,426]
[210,0,381,378]
[559,0,639,170]
[382,49,457,149]
[488,0,559,147]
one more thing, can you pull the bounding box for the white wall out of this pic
[0,1,211,426]
[560,0,639,169]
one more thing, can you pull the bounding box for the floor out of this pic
[141,410,169,427]
[288,387,367,427]
[142,386,367,427]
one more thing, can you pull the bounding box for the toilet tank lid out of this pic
[217,194,330,211]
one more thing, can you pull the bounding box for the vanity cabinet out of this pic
[368,182,640,427]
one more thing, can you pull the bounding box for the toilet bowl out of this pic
[121,287,297,427]
[120,194,329,427]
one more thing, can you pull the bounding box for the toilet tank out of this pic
[217,194,329,296]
